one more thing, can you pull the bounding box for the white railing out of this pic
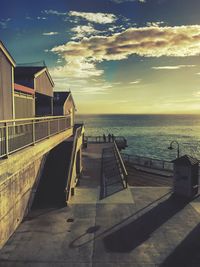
[0,115,71,159]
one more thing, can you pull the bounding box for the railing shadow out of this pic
[103,194,189,253]
[69,191,172,249]
[160,214,200,267]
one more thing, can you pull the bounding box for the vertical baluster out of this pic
[32,119,35,145]
[5,122,9,158]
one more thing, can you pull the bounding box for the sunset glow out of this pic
[1,0,200,114]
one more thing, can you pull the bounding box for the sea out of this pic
[76,114,200,161]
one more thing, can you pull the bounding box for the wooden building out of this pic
[0,41,16,120]
[53,91,76,125]
[15,66,54,116]
[14,83,35,118]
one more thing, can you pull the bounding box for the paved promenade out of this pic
[1,144,200,267]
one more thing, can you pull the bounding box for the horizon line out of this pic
[76,113,200,116]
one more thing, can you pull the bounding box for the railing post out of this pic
[58,118,60,132]
[48,120,50,137]
[32,119,35,145]
[5,122,9,158]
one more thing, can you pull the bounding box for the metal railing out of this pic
[0,115,71,159]
[114,141,128,187]
[85,135,126,144]
[121,153,173,172]
[101,141,128,197]
[65,124,83,202]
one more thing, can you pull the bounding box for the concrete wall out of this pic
[0,128,73,248]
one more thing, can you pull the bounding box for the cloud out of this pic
[50,60,104,79]
[43,32,59,36]
[152,65,196,70]
[130,79,141,84]
[51,25,200,79]
[25,16,32,20]
[146,21,165,27]
[193,91,200,97]
[43,10,67,16]
[71,25,99,40]
[52,76,113,95]
[37,16,47,20]
[0,18,11,29]
[69,11,117,24]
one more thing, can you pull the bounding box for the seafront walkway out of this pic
[1,144,200,266]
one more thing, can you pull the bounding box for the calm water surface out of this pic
[76,114,200,161]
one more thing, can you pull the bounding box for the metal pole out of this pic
[32,119,35,145]
[57,118,60,133]
[48,120,50,137]
[5,122,9,158]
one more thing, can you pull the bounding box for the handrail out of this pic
[121,152,173,172]
[0,115,68,124]
[65,125,83,202]
[0,115,71,159]
[113,141,128,187]
[85,135,126,143]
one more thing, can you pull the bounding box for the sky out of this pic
[1,0,200,114]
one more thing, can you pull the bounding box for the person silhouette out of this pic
[103,134,106,143]
[108,133,111,142]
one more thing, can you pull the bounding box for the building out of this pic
[15,66,54,117]
[14,83,35,119]
[0,41,16,120]
[53,91,76,126]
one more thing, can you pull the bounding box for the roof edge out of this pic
[0,41,16,67]
[34,67,55,87]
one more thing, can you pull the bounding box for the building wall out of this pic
[64,96,75,126]
[0,49,14,120]
[63,95,74,115]
[35,92,53,116]
[14,93,35,119]
[35,72,53,97]
[53,105,63,116]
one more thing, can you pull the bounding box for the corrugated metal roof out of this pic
[53,91,70,105]
[15,66,54,88]
[15,67,45,79]
[0,40,16,67]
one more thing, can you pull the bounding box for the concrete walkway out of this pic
[1,144,200,267]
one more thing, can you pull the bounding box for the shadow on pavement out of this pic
[160,221,200,267]
[69,191,172,248]
[103,194,188,253]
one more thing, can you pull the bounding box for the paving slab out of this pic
[1,144,200,267]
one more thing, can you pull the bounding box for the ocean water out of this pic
[76,114,200,161]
